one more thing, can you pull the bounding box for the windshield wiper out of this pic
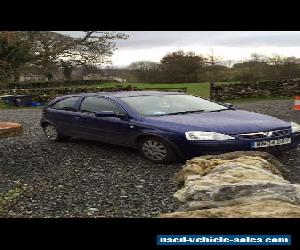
[206,109,229,113]
[164,110,205,115]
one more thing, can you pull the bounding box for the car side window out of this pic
[80,96,124,115]
[50,97,80,111]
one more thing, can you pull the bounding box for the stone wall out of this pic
[211,79,300,101]
[0,85,134,104]
[6,79,123,89]
[160,151,300,218]
[0,86,187,104]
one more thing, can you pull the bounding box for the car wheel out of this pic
[138,137,177,164]
[43,124,69,142]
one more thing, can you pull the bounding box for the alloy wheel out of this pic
[44,125,58,141]
[142,139,168,161]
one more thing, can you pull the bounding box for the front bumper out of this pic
[173,133,300,159]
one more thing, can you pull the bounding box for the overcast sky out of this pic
[57,31,300,67]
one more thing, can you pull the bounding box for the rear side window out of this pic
[50,97,80,111]
[80,96,123,114]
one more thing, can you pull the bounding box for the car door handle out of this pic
[73,116,81,120]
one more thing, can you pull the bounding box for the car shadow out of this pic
[64,137,185,166]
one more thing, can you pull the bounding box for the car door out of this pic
[72,96,136,146]
[45,96,81,136]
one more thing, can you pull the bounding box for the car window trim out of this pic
[79,96,127,116]
[48,96,81,112]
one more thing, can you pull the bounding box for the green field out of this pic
[130,82,210,97]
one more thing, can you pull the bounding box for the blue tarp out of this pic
[0,95,34,107]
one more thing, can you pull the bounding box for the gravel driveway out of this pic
[0,99,299,217]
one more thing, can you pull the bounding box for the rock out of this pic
[87,208,98,212]
[200,151,283,171]
[175,152,282,184]
[174,161,300,210]
[161,152,300,218]
[159,200,300,218]
[0,122,23,139]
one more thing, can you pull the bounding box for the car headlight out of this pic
[185,131,235,141]
[291,122,300,133]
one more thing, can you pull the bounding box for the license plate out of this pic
[251,138,291,148]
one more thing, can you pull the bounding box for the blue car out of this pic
[40,91,300,163]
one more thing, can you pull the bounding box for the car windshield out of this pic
[120,94,229,116]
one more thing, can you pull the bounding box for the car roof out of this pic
[66,91,187,98]
[105,91,186,98]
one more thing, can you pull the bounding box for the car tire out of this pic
[43,123,69,142]
[138,136,178,164]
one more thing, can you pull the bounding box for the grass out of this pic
[0,186,25,214]
[0,103,6,109]
[129,82,211,97]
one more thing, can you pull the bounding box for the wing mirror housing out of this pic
[223,102,234,108]
[224,102,233,107]
[223,103,235,109]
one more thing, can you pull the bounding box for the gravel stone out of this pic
[0,100,299,217]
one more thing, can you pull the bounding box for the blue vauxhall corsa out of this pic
[40,91,300,163]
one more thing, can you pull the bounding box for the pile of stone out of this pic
[160,151,300,218]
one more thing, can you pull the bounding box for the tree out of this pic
[60,60,73,80]
[0,31,34,84]
[128,61,161,82]
[280,56,300,79]
[29,31,128,80]
[265,54,300,79]
[249,53,267,63]
[82,64,103,76]
[160,50,206,83]
[69,31,128,66]
[203,49,226,82]
[232,53,269,81]
[29,31,75,80]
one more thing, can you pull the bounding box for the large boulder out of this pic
[160,200,300,218]
[161,151,300,218]
[175,153,282,184]
[198,151,283,170]
[175,151,282,182]
[174,162,300,211]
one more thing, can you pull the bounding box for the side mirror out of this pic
[116,113,129,120]
[223,103,234,108]
[95,111,117,117]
